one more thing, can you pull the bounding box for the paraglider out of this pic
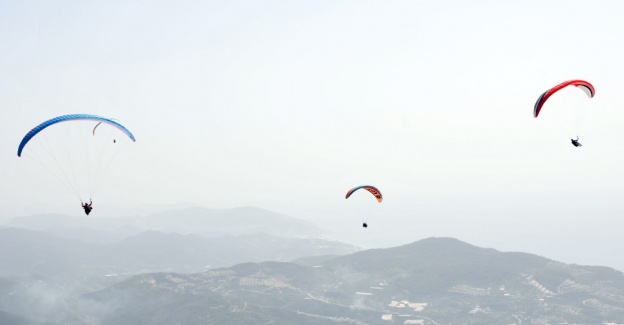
[571,137,582,147]
[345,185,382,228]
[18,114,135,156]
[81,200,93,216]
[17,114,136,215]
[533,80,595,118]
[533,80,594,146]
[92,118,119,136]
[345,185,383,202]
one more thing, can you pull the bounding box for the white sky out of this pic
[2,0,624,269]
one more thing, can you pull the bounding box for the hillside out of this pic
[67,237,624,324]
[0,226,358,323]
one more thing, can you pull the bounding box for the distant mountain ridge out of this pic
[3,206,325,237]
[142,206,324,236]
[0,227,357,278]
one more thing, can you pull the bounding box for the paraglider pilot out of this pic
[362,222,368,228]
[81,200,93,215]
[571,137,582,147]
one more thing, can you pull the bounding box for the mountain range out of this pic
[61,238,624,324]
[2,207,624,324]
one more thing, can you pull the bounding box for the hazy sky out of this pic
[2,1,624,269]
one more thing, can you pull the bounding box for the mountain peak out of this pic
[399,237,488,254]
